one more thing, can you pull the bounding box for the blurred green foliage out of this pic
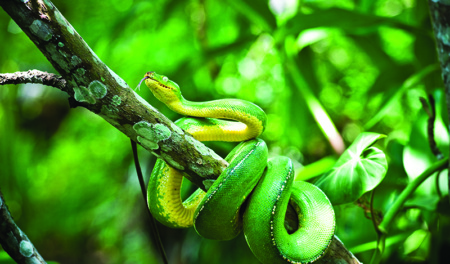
[1,0,449,263]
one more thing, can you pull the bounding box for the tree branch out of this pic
[0,0,227,189]
[0,1,359,263]
[428,0,450,202]
[0,69,66,89]
[0,191,46,264]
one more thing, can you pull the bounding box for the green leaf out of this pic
[315,132,388,205]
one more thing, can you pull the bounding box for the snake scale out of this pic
[143,71,335,264]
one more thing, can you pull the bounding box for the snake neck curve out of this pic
[168,96,267,142]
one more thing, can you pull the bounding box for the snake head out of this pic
[144,71,182,104]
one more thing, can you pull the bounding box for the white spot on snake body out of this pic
[19,240,33,257]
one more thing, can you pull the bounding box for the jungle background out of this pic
[1,0,449,263]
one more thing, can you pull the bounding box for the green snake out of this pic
[143,71,335,264]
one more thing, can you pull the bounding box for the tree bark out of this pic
[0,1,359,263]
[0,192,46,264]
[428,0,450,199]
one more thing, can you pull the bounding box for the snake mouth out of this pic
[144,71,158,84]
[144,71,174,90]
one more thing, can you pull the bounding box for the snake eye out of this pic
[162,76,168,82]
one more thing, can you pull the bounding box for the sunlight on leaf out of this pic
[403,229,429,256]
[315,132,388,205]
[296,28,333,51]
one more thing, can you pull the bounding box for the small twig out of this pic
[368,189,385,264]
[130,140,168,264]
[420,95,443,160]
[0,190,46,264]
[370,189,382,236]
[354,192,383,225]
[0,70,66,90]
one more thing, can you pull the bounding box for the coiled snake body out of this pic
[144,72,335,264]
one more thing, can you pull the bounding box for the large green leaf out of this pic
[314,132,388,205]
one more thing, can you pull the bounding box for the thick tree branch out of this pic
[0,191,46,264]
[0,1,358,263]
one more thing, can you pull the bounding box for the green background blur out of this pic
[1,0,449,263]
